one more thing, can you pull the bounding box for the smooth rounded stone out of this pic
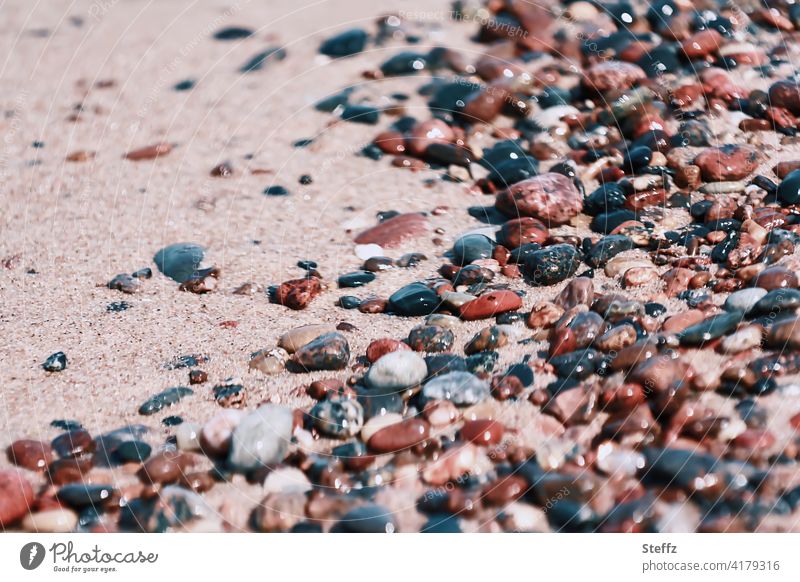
[499,217,549,249]
[319,28,368,57]
[0,470,34,526]
[595,442,645,477]
[213,26,253,40]
[278,324,335,353]
[52,429,94,458]
[425,354,467,379]
[458,290,522,321]
[725,288,767,313]
[57,483,115,507]
[720,325,763,354]
[751,266,798,291]
[249,347,288,375]
[678,312,743,346]
[201,410,245,456]
[523,244,581,286]
[461,419,505,446]
[465,351,498,374]
[114,440,152,463]
[174,423,201,451]
[495,173,583,225]
[422,371,490,406]
[366,350,428,390]
[355,243,384,260]
[694,144,758,182]
[425,313,460,330]
[354,213,428,248]
[766,317,800,349]
[275,277,322,310]
[464,326,508,355]
[360,413,403,443]
[422,442,489,486]
[595,324,637,352]
[107,273,142,294]
[153,242,205,283]
[22,507,78,533]
[367,418,430,453]
[291,332,350,371]
[407,325,454,353]
[591,210,637,234]
[441,291,476,310]
[388,282,441,316]
[139,450,194,484]
[8,439,52,471]
[778,169,800,205]
[628,355,693,394]
[334,504,396,533]
[228,405,295,471]
[549,349,599,379]
[751,288,800,315]
[583,61,646,93]
[310,397,364,438]
[452,234,495,265]
[263,466,312,495]
[338,295,361,309]
[586,235,635,268]
[337,270,376,288]
[554,277,593,310]
[769,80,800,115]
[43,351,67,372]
[365,338,410,363]
[138,386,193,415]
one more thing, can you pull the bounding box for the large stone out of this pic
[228,405,295,471]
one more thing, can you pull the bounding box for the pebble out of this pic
[366,338,410,363]
[459,290,522,320]
[107,273,142,294]
[367,418,430,453]
[334,504,396,533]
[249,348,288,375]
[422,371,490,406]
[0,470,34,526]
[22,507,78,532]
[52,429,95,458]
[766,317,800,349]
[291,332,350,371]
[8,439,52,471]
[720,325,763,353]
[354,213,428,247]
[114,440,152,463]
[725,288,767,313]
[138,386,193,416]
[678,312,743,346]
[461,419,505,445]
[523,244,581,286]
[319,28,368,57]
[452,234,495,265]
[43,351,67,372]
[694,145,759,182]
[407,325,454,352]
[57,483,116,507]
[338,270,376,288]
[366,351,428,390]
[387,282,441,316]
[464,326,508,355]
[278,324,335,353]
[751,266,798,290]
[311,397,364,438]
[263,466,312,495]
[228,405,295,471]
[495,173,583,225]
[499,217,549,248]
[274,277,322,310]
[355,244,384,260]
[778,169,800,205]
[125,142,171,160]
[153,243,205,283]
[584,61,646,93]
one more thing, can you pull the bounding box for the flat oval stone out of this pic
[52,429,95,458]
[22,507,78,532]
[115,440,152,463]
[367,418,430,453]
[319,28,368,57]
[495,173,583,225]
[422,371,490,406]
[769,80,800,115]
[153,243,205,283]
[721,325,763,353]
[387,282,441,316]
[278,324,335,353]
[678,311,743,345]
[461,419,505,445]
[724,288,767,313]
[458,290,522,320]
[366,338,410,363]
[228,405,295,471]
[586,235,635,268]
[499,217,549,248]
[337,270,376,288]
[464,326,508,355]
[139,386,193,416]
[584,61,646,92]
[751,266,798,291]
[291,332,350,371]
[311,397,364,438]
[139,451,193,484]
[523,244,581,286]
[7,439,52,471]
[694,145,758,182]
[766,317,800,349]
[0,470,34,526]
[452,234,495,265]
[751,288,800,315]
[366,350,428,390]
[354,213,428,248]
[778,168,800,205]
[628,355,693,394]
[57,483,116,507]
[554,277,593,309]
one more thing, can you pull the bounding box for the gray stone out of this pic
[228,405,294,471]
[366,351,428,391]
[422,371,490,406]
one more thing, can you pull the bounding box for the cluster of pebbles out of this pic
[7,0,800,533]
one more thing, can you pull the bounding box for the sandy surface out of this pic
[3,0,800,532]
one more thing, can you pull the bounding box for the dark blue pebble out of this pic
[319,28,368,57]
[264,185,290,196]
[338,296,361,309]
[338,270,376,288]
[43,351,68,372]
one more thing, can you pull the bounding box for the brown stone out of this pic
[495,173,583,225]
[0,470,34,526]
[367,418,430,454]
[125,142,172,160]
[766,317,800,349]
[52,429,95,458]
[373,130,406,154]
[459,290,522,320]
[8,440,52,471]
[554,277,593,310]
[681,29,722,59]
[481,475,527,506]
[628,355,694,395]
[583,61,646,93]
[751,266,798,291]
[275,277,322,310]
[490,375,524,400]
[461,419,505,445]
[662,310,705,333]
[694,144,759,182]
[48,457,93,485]
[663,267,694,297]
[366,338,410,363]
[353,213,428,248]
[498,217,549,249]
[769,80,800,115]
[405,119,455,157]
[138,451,194,484]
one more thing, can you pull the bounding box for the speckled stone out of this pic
[291,332,350,371]
[422,371,490,406]
[310,397,364,438]
[366,350,428,390]
[495,173,583,225]
[228,405,295,471]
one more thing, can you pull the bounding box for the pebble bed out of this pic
[5,0,800,533]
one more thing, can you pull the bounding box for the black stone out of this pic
[338,270,376,288]
[380,52,427,76]
[341,104,380,125]
[591,210,637,234]
[338,295,361,309]
[585,235,635,268]
[239,47,286,73]
[43,351,67,372]
[138,387,193,416]
[264,185,290,196]
[388,283,441,316]
[319,28,368,57]
[213,27,253,41]
[523,244,581,286]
